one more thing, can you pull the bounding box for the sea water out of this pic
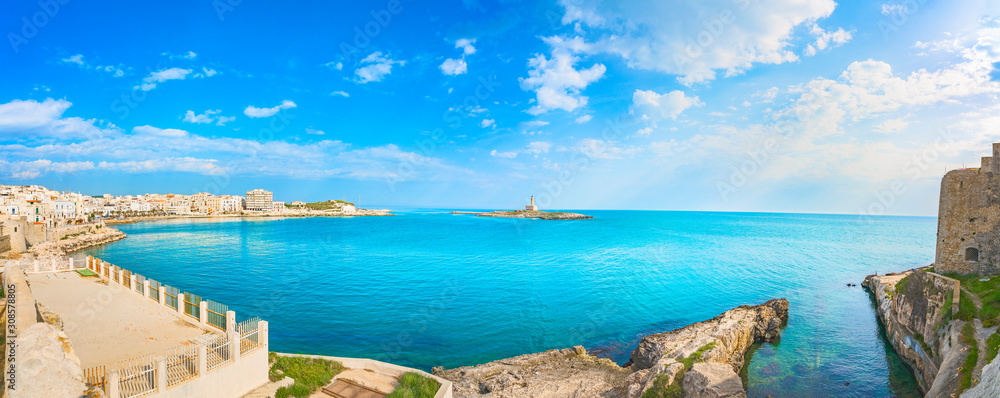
[86,210,930,397]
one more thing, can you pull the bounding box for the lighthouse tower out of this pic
[525,195,538,211]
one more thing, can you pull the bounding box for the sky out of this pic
[2,0,1000,215]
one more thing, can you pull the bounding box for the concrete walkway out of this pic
[27,271,210,369]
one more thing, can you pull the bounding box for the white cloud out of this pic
[183,110,216,124]
[0,98,116,139]
[489,141,554,159]
[521,120,550,128]
[0,98,471,182]
[182,109,235,125]
[305,128,325,135]
[804,24,853,56]
[636,127,654,136]
[490,150,518,158]
[631,89,703,127]
[480,119,495,128]
[354,52,405,84]
[519,36,606,115]
[139,67,194,91]
[440,58,468,75]
[575,114,593,124]
[202,67,218,77]
[440,38,477,76]
[331,91,350,97]
[455,38,477,55]
[556,0,837,84]
[243,100,297,118]
[61,54,84,65]
[182,51,197,59]
[325,61,344,70]
[874,117,909,134]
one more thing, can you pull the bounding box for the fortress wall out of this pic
[935,168,1000,275]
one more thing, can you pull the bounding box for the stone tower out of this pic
[935,143,1000,275]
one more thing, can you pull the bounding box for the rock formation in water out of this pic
[863,269,998,397]
[433,298,788,398]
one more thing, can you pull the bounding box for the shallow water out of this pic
[86,210,928,397]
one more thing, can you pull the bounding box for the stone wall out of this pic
[0,235,9,254]
[935,144,1000,275]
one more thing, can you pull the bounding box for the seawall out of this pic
[433,298,788,398]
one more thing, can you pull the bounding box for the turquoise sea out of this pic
[84,210,932,397]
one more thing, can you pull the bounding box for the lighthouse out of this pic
[525,195,538,211]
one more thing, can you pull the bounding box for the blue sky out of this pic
[2,0,1000,215]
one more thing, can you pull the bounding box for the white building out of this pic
[245,189,273,211]
[53,200,76,218]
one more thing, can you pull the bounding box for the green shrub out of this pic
[896,274,913,295]
[387,372,441,398]
[268,354,344,398]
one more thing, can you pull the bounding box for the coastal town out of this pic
[0,184,392,257]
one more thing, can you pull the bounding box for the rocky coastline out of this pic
[433,298,788,397]
[104,209,394,225]
[28,225,126,258]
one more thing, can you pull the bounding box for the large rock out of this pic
[682,362,746,398]
[630,298,788,374]
[10,323,86,398]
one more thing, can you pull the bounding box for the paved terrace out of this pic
[27,272,210,369]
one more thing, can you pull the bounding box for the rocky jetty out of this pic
[472,210,593,220]
[29,226,126,258]
[434,298,788,398]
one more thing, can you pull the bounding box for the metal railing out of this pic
[111,266,119,283]
[148,279,160,301]
[134,274,145,294]
[83,365,107,394]
[183,292,202,319]
[163,286,179,310]
[205,300,227,330]
[122,269,132,289]
[164,345,198,387]
[236,317,261,354]
[205,335,232,371]
[118,355,157,398]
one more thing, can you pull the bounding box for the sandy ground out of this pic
[27,272,211,369]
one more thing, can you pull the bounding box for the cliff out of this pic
[433,298,788,398]
[863,269,999,397]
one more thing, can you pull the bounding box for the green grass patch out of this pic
[269,353,344,398]
[75,269,98,277]
[986,333,1000,364]
[386,372,441,398]
[957,323,978,395]
[642,342,717,398]
[956,290,978,322]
